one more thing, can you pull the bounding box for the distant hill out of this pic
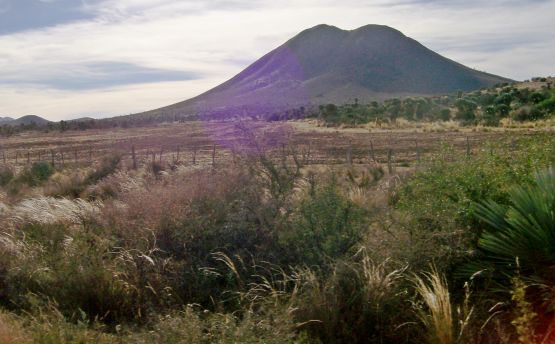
[0,115,51,126]
[0,117,14,124]
[135,24,512,120]
[68,117,95,123]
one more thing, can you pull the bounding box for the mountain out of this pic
[2,115,51,126]
[68,117,95,123]
[0,117,14,124]
[136,24,513,120]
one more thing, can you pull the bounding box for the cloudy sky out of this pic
[0,0,554,121]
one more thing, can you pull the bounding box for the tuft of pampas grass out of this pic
[412,266,455,344]
[9,196,102,225]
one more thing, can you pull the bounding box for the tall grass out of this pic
[412,267,455,344]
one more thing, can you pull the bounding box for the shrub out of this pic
[31,161,55,182]
[291,255,412,343]
[463,168,555,286]
[0,311,31,344]
[0,165,14,186]
[17,161,55,186]
[84,154,121,185]
[280,176,367,266]
[0,221,175,324]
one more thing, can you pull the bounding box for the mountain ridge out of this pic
[127,24,514,120]
[0,115,51,126]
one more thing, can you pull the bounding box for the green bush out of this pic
[16,161,55,186]
[396,135,555,231]
[0,165,14,186]
[84,154,121,185]
[392,135,555,273]
[463,168,555,286]
[280,176,367,266]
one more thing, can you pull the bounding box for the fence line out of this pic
[0,135,492,173]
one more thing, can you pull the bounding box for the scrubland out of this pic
[0,124,554,343]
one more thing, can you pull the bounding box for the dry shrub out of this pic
[129,305,297,344]
[101,166,247,241]
[0,311,31,344]
[43,169,90,197]
[83,169,144,200]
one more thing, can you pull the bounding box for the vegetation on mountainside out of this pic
[304,78,555,126]
[306,79,555,126]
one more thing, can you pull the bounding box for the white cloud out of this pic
[0,0,554,120]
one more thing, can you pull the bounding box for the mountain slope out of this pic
[137,24,512,120]
[0,117,15,124]
[0,115,51,126]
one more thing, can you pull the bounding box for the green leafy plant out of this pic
[465,168,555,285]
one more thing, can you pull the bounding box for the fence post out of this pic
[211,144,216,168]
[387,148,393,174]
[369,140,375,162]
[27,151,30,164]
[347,140,352,165]
[466,136,470,157]
[415,139,420,163]
[131,146,137,170]
[51,150,55,167]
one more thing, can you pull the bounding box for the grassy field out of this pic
[0,120,546,168]
[0,121,554,343]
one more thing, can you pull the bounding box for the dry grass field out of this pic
[0,120,547,170]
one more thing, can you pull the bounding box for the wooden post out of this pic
[387,148,393,175]
[415,139,420,162]
[369,140,375,162]
[347,140,352,165]
[131,146,137,170]
[466,136,470,157]
[51,150,55,167]
[27,151,30,164]
[211,144,216,168]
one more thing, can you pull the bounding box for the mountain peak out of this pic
[351,24,405,37]
[136,24,512,120]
